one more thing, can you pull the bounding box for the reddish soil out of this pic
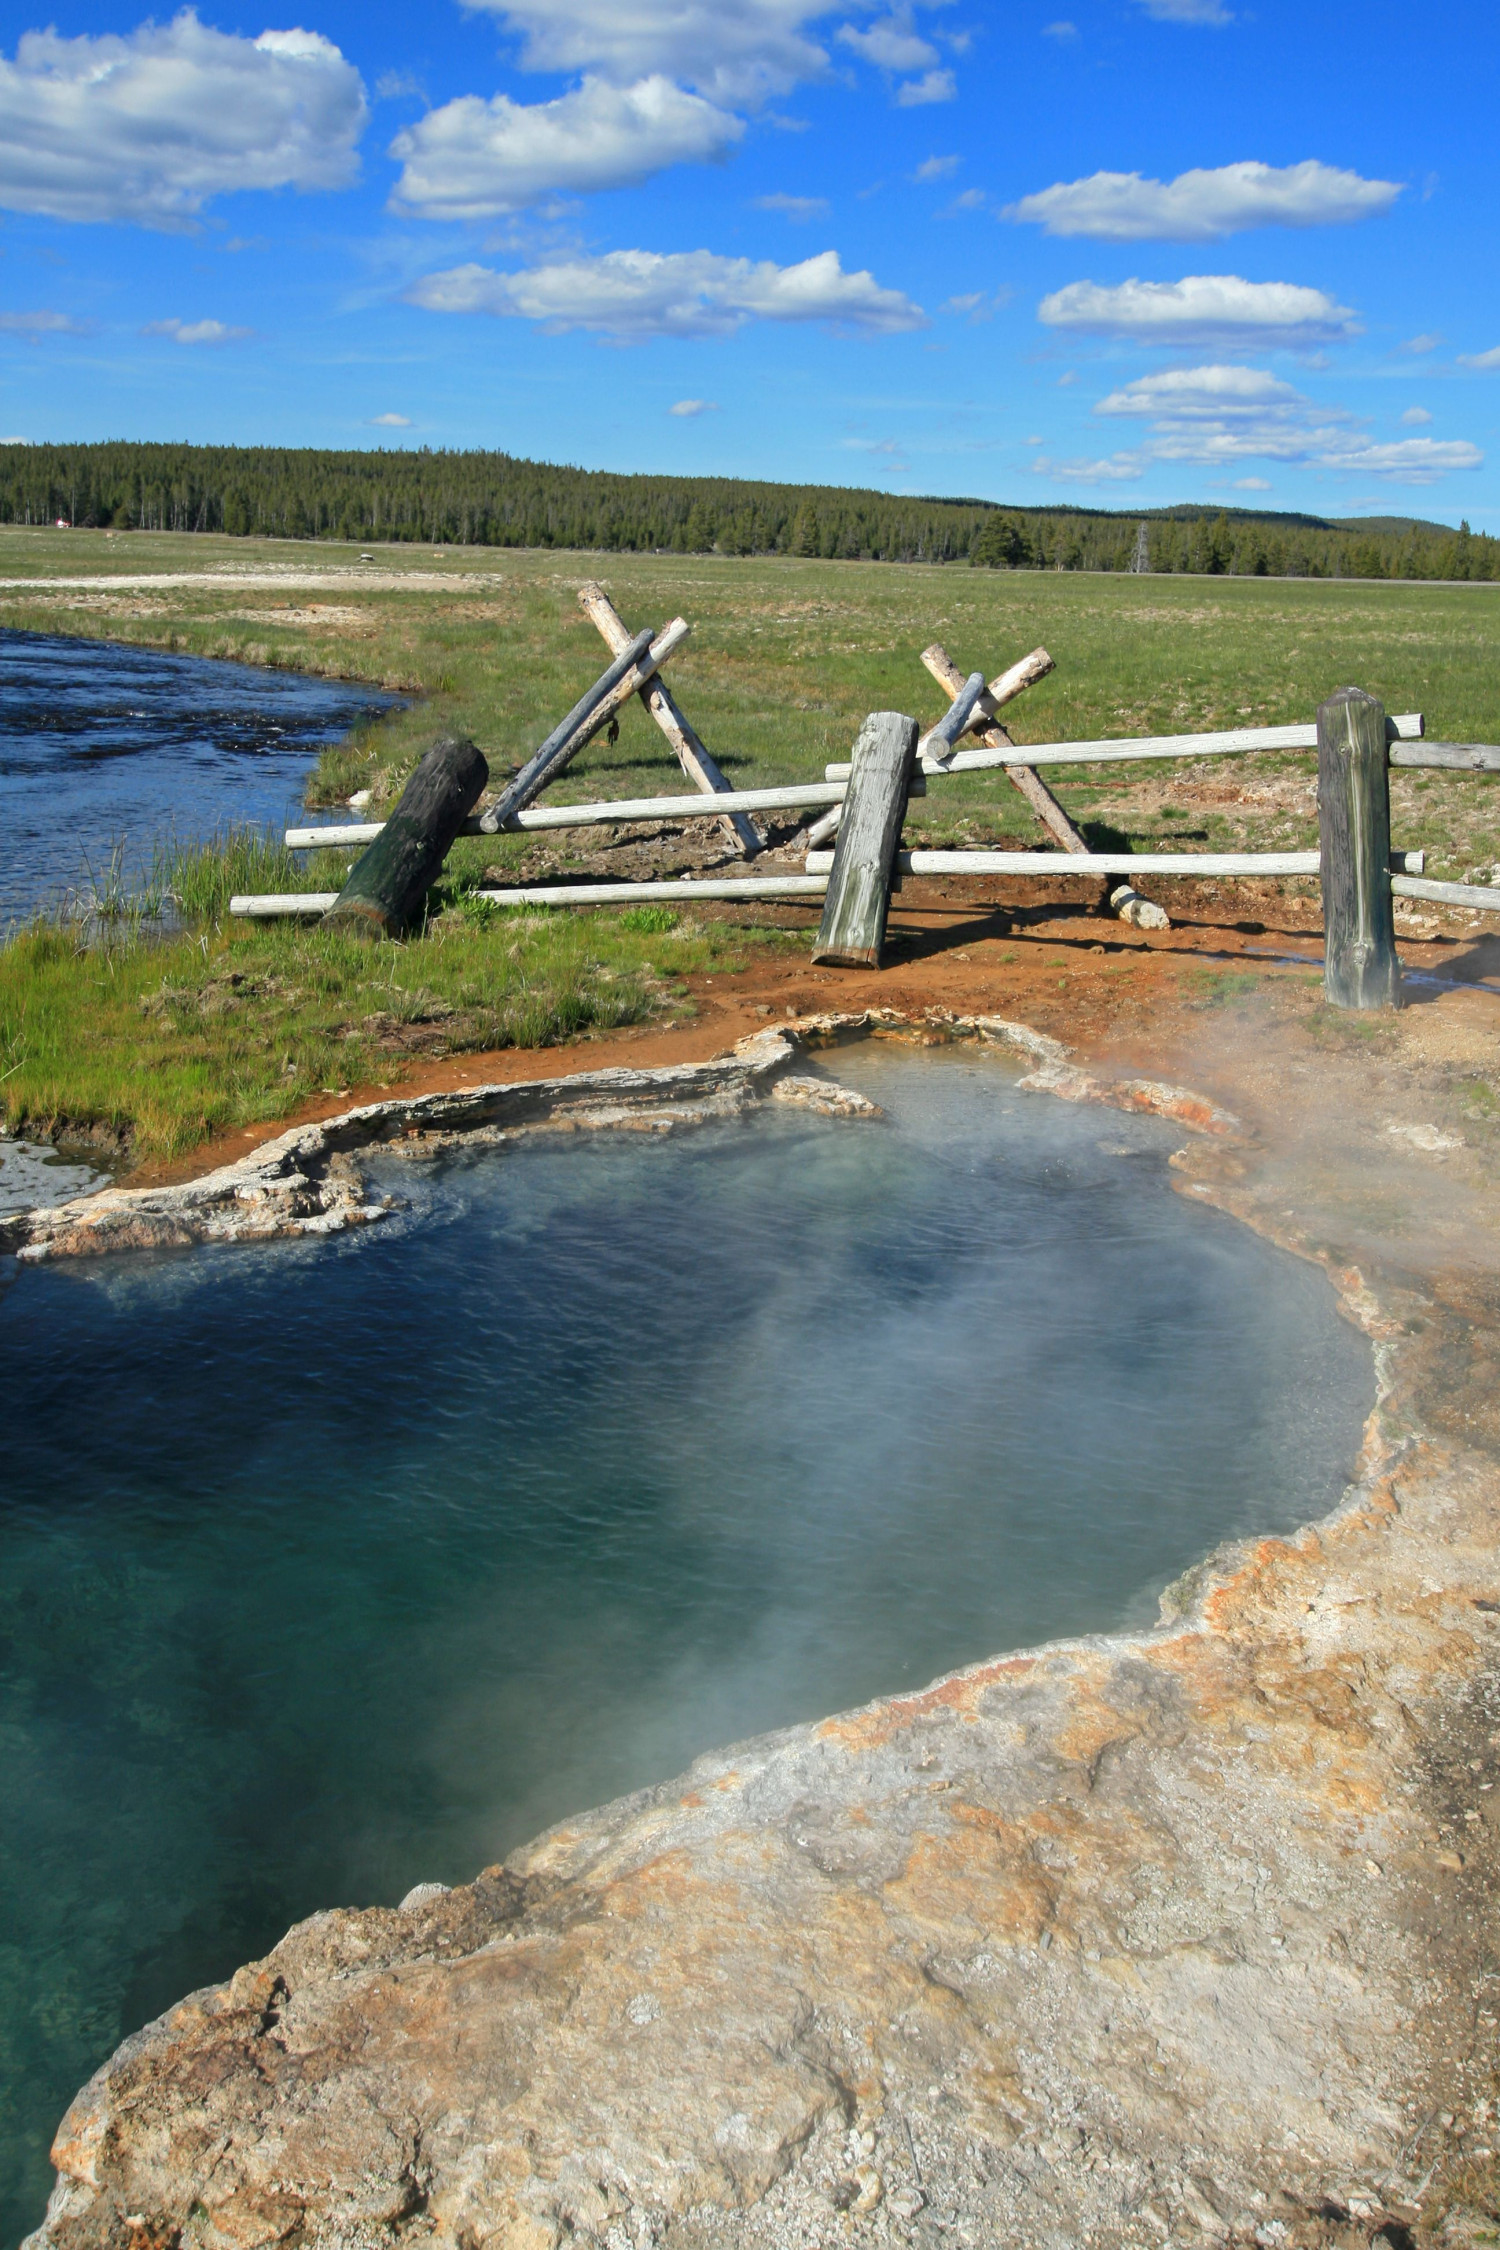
[126,875,1500,1191]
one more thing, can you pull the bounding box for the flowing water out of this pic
[0,1043,1374,2243]
[0,629,395,928]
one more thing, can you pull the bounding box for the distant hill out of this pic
[0,440,1492,583]
[1327,514,1457,537]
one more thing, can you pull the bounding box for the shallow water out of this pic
[0,629,395,927]
[0,1044,1373,2242]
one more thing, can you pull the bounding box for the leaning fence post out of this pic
[1317,686,1401,1009]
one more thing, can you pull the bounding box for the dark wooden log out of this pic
[323,734,487,938]
[1318,687,1401,1010]
[811,711,918,968]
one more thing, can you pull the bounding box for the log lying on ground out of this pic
[824,713,1426,780]
[576,582,762,858]
[812,712,918,968]
[478,621,687,833]
[322,734,488,938]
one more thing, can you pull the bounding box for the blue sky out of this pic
[1,0,1497,529]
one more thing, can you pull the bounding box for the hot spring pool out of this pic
[0,1042,1374,2241]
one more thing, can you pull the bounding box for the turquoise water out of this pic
[0,1045,1373,2243]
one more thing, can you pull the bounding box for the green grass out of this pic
[5,529,1500,1156]
[0,895,771,1161]
[4,527,1497,873]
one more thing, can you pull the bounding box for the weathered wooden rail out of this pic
[233,603,1500,1013]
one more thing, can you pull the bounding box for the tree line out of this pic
[1,440,1494,583]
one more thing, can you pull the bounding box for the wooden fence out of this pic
[233,593,1500,1010]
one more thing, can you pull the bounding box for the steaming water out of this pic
[0,1043,1374,2242]
[0,629,395,927]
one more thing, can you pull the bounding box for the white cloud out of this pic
[1137,0,1232,21]
[1006,159,1399,242]
[1233,476,1270,489]
[142,317,252,344]
[369,412,413,426]
[1039,273,1358,345]
[1401,331,1442,354]
[1089,361,1482,483]
[1032,453,1144,483]
[1096,363,1305,418]
[390,76,739,217]
[459,0,838,107]
[896,67,956,103]
[1459,345,1500,371]
[0,309,84,336]
[0,11,366,227]
[408,247,925,340]
[1401,406,1432,425]
[670,397,718,415]
[915,153,959,180]
[837,16,937,70]
[754,191,829,218]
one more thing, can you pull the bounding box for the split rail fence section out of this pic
[237,587,1500,1010]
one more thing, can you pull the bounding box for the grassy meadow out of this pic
[3,525,1499,1158]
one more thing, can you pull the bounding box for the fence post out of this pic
[1317,687,1401,1010]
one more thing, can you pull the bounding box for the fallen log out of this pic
[322,733,488,938]
[812,712,918,968]
[478,621,688,833]
[576,582,762,858]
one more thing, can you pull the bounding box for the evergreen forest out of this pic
[2,439,1494,583]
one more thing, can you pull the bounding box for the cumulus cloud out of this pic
[896,67,956,103]
[369,412,413,426]
[915,154,959,180]
[837,15,937,70]
[755,191,829,218]
[1233,476,1270,489]
[1459,345,1500,371]
[142,317,253,343]
[1039,273,1358,345]
[1401,406,1432,425]
[408,246,923,340]
[1089,361,1482,483]
[0,309,84,336]
[0,11,366,227]
[1006,159,1400,242]
[459,0,839,107]
[390,74,739,217]
[669,398,717,415]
